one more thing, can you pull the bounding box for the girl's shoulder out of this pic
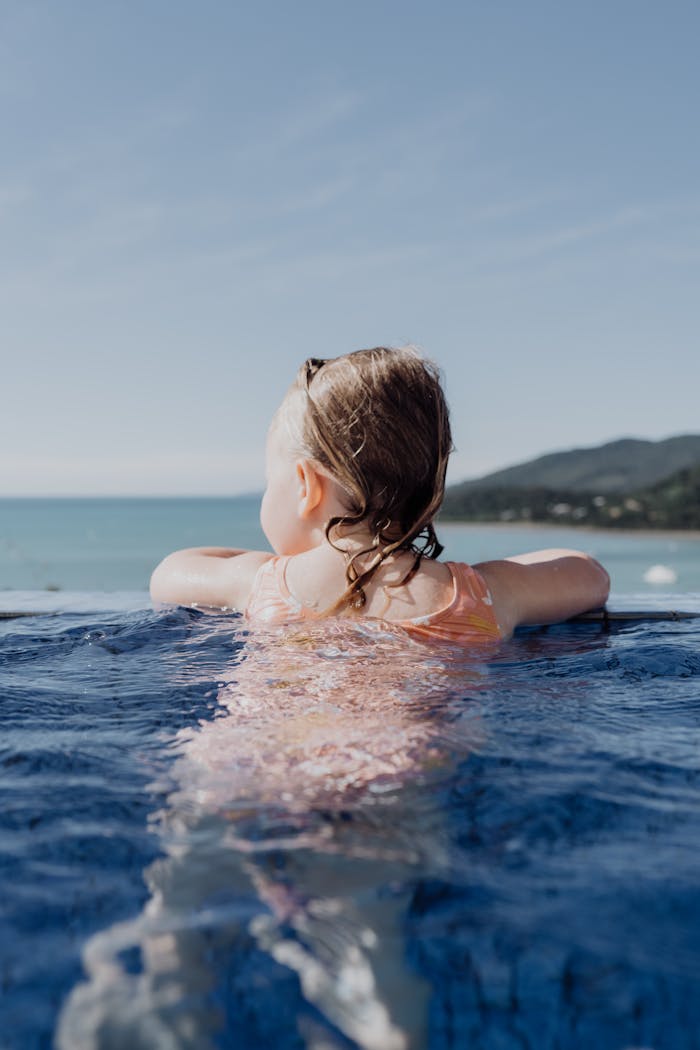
[393,560,503,643]
[361,557,498,632]
[245,555,305,622]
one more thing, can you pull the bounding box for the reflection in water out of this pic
[57,618,489,1049]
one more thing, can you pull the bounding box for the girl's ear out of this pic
[295,459,325,519]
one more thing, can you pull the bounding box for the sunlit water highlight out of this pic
[2,597,700,1048]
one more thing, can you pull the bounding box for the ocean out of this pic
[1,496,699,600]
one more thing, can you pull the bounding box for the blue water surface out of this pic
[2,595,700,1049]
[3,497,700,593]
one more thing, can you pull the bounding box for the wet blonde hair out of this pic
[279,346,453,613]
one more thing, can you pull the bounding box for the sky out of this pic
[1,1,699,496]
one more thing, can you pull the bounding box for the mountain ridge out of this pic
[449,434,700,495]
[442,435,700,529]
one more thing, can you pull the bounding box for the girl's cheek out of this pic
[259,490,275,549]
[260,489,291,555]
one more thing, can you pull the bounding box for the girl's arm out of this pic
[475,549,610,638]
[150,547,272,610]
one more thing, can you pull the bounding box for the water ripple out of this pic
[1,604,700,1048]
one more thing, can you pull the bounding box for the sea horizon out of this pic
[2,495,700,597]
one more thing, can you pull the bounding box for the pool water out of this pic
[2,596,700,1049]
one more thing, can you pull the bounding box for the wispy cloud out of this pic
[276,89,363,148]
[475,197,700,266]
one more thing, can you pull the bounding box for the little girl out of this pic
[150,347,610,642]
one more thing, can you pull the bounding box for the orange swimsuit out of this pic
[245,557,503,646]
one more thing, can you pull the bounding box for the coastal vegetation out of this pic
[442,437,700,530]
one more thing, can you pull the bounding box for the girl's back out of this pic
[247,548,503,645]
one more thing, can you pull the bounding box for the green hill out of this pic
[450,435,700,495]
[441,437,700,530]
[635,463,700,529]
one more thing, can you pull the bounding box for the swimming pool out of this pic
[2,594,700,1049]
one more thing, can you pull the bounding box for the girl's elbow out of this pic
[149,562,170,604]
[150,552,183,604]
